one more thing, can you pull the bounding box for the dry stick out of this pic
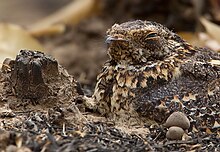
[28,0,101,37]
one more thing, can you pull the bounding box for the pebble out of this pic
[166,126,184,140]
[164,111,190,129]
[6,145,17,152]
[17,147,32,152]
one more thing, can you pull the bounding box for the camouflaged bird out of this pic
[92,20,220,127]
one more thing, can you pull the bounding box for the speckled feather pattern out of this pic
[92,20,220,127]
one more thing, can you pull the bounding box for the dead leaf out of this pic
[28,0,101,37]
[178,32,202,46]
[200,17,220,43]
[192,126,198,132]
[205,128,213,134]
[213,121,220,128]
[0,23,44,64]
[178,31,220,51]
[29,24,66,37]
[190,144,202,150]
[198,32,220,51]
[208,59,220,65]
[15,133,23,148]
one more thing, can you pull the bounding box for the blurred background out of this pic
[0,0,220,95]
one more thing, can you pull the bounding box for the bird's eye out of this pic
[146,32,158,39]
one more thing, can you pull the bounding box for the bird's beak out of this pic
[105,36,128,44]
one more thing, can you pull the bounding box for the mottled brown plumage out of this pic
[92,20,220,128]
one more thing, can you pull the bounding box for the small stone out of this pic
[166,126,184,140]
[6,145,17,152]
[17,147,32,152]
[164,111,190,129]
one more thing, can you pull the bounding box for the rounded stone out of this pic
[164,111,190,129]
[6,145,17,152]
[166,126,184,140]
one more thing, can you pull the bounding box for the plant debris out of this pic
[0,1,220,151]
[0,50,219,151]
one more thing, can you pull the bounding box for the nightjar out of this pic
[92,20,220,128]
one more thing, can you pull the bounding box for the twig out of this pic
[28,0,101,37]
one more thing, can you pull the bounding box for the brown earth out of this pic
[0,0,219,151]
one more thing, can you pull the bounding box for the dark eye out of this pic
[146,32,158,39]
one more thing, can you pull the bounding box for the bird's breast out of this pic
[93,58,184,116]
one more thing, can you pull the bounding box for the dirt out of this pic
[0,0,219,151]
[0,49,219,151]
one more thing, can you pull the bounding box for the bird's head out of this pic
[106,20,194,65]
